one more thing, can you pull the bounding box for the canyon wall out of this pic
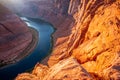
[0,4,33,67]
[15,0,120,79]
[17,0,74,46]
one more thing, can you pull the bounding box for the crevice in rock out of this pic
[0,22,14,34]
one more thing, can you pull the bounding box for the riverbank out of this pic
[0,17,54,80]
[14,27,39,62]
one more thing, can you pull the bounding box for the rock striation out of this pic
[15,0,120,79]
[16,57,92,80]
[0,4,33,66]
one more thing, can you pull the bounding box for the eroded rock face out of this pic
[15,0,75,66]
[0,4,32,66]
[16,57,92,80]
[16,0,120,79]
[11,0,73,49]
[71,0,120,79]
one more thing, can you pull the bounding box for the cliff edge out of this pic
[0,4,35,67]
[16,0,120,79]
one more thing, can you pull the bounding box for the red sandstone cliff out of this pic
[16,0,120,79]
[0,4,34,66]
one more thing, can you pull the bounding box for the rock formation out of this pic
[0,4,34,67]
[16,57,92,80]
[15,0,120,79]
[17,0,74,45]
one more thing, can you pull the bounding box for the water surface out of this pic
[0,17,54,80]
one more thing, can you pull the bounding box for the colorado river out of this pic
[0,17,54,80]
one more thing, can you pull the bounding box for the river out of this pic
[0,17,54,80]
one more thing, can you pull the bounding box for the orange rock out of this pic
[32,63,48,80]
[72,0,120,79]
[16,0,120,79]
[16,57,92,80]
[15,73,39,80]
[43,57,92,80]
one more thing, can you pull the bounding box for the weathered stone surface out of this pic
[72,0,120,79]
[15,0,120,79]
[16,57,92,80]
[14,0,75,66]
[15,73,39,80]
[43,57,92,80]
[32,63,49,80]
[0,4,32,66]
[68,0,80,15]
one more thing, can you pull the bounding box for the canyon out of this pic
[0,4,38,67]
[0,0,120,79]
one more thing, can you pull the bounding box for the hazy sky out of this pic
[0,0,27,12]
[0,0,45,13]
[0,0,24,5]
[0,0,43,8]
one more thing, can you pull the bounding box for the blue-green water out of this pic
[0,17,54,80]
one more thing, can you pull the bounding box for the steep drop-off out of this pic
[15,0,75,65]
[0,4,35,67]
[15,0,120,79]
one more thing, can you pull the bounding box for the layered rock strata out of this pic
[15,0,120,79]
[0,4,33,66]
[16,57,92,80]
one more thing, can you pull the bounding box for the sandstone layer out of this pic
[16,57,92,80]
[15,0,120,79]
[0,4,34,67]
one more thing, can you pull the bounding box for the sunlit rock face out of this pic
[16,0,120,80]
[16,57,92,80]
[72,0,120,79]
[0,4,32,66]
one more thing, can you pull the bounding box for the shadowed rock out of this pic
[0,4,33,66]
